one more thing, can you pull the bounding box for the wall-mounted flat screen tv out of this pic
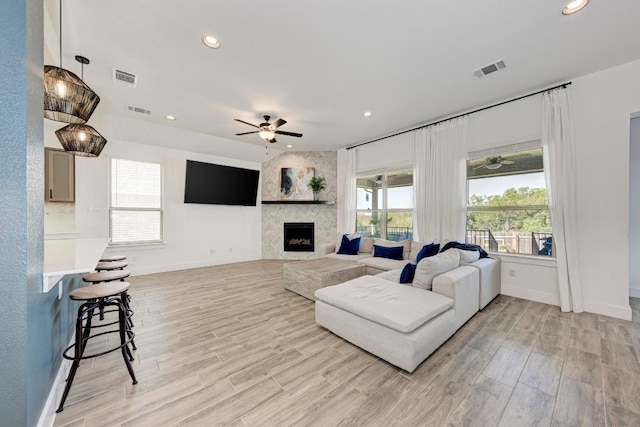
[184,160,260,206]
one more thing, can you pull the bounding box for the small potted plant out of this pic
[308,176,326,201]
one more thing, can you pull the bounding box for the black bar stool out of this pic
[56,281,137,413]
[95,261,128,271]
[83,270,135,348]
[100,254,126,262]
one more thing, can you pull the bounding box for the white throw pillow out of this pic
[413,250,460,290]
[359,237,375,254]
[455,248,481,265]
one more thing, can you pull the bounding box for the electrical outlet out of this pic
[229,247,233,252]
[509,268,516,277]
[210,249,216,254]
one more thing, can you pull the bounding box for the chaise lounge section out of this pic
[315,249,481,372]
[314,251,480,372]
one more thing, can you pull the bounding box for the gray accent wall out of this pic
[262,151,337,259]
[0,1,79,425]
[1,0,40,424]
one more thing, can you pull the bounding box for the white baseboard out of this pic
[583,299,633,321]
[37,338,73,427]
[630,286,640,298]
[128,255,262,276]
[500,285,561,307]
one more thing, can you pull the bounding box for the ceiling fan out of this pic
[234,115,303,143]
[474,155,515,171]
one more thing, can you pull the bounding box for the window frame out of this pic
[465,142,554,257]
[355,168,414,241]
[109,157,164,246]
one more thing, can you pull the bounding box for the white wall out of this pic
[350,59,640,319]
[572,60,640,319]
[69,137,264,275]
[630,117,640,297]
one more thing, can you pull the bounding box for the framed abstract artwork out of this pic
[280,167,315,200]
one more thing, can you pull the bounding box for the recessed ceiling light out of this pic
[166,115,176,121]
[203,35,221,49]
[562,0,588,15]
[286,144,293,148]
[363,111,372,117]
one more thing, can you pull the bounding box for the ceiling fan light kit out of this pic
[234,115,303,144]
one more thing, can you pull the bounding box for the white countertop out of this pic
[43,238,109,293]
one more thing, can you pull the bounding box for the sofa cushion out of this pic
[416,243,440,263]
[326,252,373,262]
[374,238,411,259]
[359,237,375,255]
[455,248,481,265]
[314,275,454,333]
[413,250,460,290]
[337,234,361,255]
[373,244,404,260]
[375,269,402,282]
[359,257,409,272]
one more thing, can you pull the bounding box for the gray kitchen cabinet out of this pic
[45,148,75,202]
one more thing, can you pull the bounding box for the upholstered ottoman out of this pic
[284,258,366,300]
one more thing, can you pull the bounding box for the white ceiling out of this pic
[44,0,640,154]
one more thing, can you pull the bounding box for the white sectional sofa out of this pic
[323,235,501,308]
[315,261,480,372]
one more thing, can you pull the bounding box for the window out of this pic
[110,158,163,244]
[356,170,413,241]
[466,143,553,256]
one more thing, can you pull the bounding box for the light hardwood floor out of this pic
[54,260,640,426]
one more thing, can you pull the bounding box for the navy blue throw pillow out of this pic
[373,244,404,260]
[400,263,417,283]
[416,243,440,263]
[337,235,361,255]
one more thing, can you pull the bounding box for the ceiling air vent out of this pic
[473,59,506,78]
[113,68,137,87]
[127,106,151,115]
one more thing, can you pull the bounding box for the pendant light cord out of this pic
[59,0,62,67]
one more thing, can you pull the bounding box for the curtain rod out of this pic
[346,81,572,150]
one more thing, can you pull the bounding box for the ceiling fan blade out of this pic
[473,164,487,171]
[501,160,515,164]
[234,119,259,128]
[271,118,286,129]
[275,130,303,138]
[235,131,259,136]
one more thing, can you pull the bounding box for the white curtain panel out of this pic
[337,148,357,233]
[413,116,469,243]
[542,87,583,313]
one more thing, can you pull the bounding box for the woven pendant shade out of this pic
[55,124,107,157]
[44,66,101,123]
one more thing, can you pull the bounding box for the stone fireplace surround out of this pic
[262,151,337,260]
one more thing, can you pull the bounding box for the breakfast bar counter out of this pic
[43,238,109,294]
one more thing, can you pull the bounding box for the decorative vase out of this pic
[313,190,320,201]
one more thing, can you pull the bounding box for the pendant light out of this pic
[55,123,107,157]
[43,0,100,123]
[55,56,107,157]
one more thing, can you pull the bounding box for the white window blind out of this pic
[110,158,163,244]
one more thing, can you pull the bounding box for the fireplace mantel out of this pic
[262,200,335,205]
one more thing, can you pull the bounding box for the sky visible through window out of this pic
[468,172,546,201]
